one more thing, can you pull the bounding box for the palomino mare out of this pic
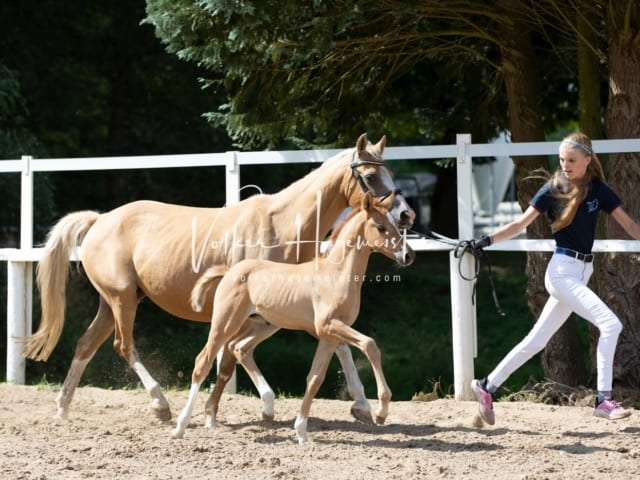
[24,134,415,424]
[173,192,415,443]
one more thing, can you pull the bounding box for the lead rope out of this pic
[452,239,505,316]
[409,228,505,316]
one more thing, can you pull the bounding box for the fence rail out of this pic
[3,135,640,400]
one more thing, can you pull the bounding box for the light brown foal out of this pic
[172,192,415,443]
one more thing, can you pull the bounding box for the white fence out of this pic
[2,134,640,401]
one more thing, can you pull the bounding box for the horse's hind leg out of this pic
[173,349,218,438]
[335,344,374,425]
[223,320,281,423]
[294,339,338,444]
[173,311,246,439]
[127,348,172,421]
[109,292,171,421]
[203,344,235,428]
[202,319,279,425]
[56,298,115,419]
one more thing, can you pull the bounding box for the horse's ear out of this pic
[356,133,368,153]
[373,135,386,156]
[361,191,373,211]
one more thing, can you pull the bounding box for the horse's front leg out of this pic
[326,320,392,425]
[334,344,373,425]
[294,339,338,444]
[364,339,391,425]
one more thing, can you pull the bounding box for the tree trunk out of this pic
[577,1,604,139]
[429,164,459,238]
[596,1,640,390]
[498,0,587,386]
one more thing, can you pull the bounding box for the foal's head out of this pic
[330,192,415,266]
[363,193,415,266]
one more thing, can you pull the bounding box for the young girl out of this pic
[471,132,640,424]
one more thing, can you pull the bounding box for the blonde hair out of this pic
[549,133,605,231]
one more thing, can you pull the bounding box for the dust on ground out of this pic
[1,384,638,479]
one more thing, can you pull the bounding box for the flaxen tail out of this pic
[23,210,100,361]
[190,265,228,313]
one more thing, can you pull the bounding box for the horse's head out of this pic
[348,133,415,230]
[361,192,415,267]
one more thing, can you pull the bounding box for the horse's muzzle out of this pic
[398,210,415,230]
[400,247,415,266]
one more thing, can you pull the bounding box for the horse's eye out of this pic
[365,173,376,181]
[376,224,386,233]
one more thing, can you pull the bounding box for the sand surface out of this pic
[1,384,638,479]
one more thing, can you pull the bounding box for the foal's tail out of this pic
[190,265,228,313]
[24,210,100,361]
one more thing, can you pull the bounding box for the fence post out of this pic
[6,261,32,384]
[225,151,240,206]
[218,151,240,393]
[6,155,34,384]
[450,135,476,400]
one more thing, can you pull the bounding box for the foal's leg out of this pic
[204,317,280,424]
[218,321,372,424]
[294,339,339,444]
[225,320,281,422]
[322,320,392,425]
[172,329,238,439]
[203,344,236,428]
[173,301,249,439]
[334,344,373,424]
[203,318,278,426]
[55,297,114,419]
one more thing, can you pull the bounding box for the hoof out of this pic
[262,412,274,425]
[55,409,69,421]
[152,405,172,422]
[350,406,374,425]
[375,415,386,425]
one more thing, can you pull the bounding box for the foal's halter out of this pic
[349,150,401,201]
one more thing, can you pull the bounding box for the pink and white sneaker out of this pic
[594,398,632,420]
[471,379,495,425]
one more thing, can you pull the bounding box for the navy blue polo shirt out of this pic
[530,179,622,254]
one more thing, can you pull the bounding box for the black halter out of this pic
[350,150,402,201]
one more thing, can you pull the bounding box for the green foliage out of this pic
[0,0,235,228]
[1,1,226,158]
[0,65,56,241]
[144,1,513,148]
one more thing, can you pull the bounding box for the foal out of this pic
[172,193,415,443]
